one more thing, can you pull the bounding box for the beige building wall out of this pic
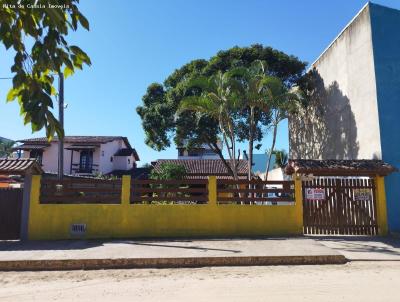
[290,4,382,160]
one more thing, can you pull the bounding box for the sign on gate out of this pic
[305,188,325,200]
[354,188,372,201]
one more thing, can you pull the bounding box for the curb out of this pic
[0,255,347,271]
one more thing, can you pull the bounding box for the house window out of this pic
[101,151,104,156]
[110,156,113,162]
[79,150,93,173]
[30,150,43,165]
[128,158,131,165]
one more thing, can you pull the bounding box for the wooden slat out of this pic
[132,188,207,193]
[42,178,121,185]
[218,197,294,203]
[217,180,294,185]
[217,188,293,194]
[132,179,207,185]
[131,196,208,202]
[40,195,120,204]
[42,187,121,194]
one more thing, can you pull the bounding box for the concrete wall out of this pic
[370,3,400,231]
[290,4,382,160]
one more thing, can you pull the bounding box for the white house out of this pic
[14,136,139,176]
[177,140,223,159]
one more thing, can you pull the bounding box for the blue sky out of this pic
[1,0,400,165]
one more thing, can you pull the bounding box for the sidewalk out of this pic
[314,235,400,261]
[0,237,346,270]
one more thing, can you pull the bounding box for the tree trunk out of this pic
[248,107,255,204]
[206,141,235,179]
[265,123,278,181]
[248,106,254,181]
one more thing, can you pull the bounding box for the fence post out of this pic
[294,174,304,234]
[208,176,217,206]
[374,175,388,235]
[27,175,41,240]
[121,175,131,206]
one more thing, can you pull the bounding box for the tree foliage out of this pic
[273,149,288,169]
[264,79,303,179]
[179,71,244,179]
[137,45,307,155]
[0,0,91,139]
[150,162,187,180]
[0,139,15,158]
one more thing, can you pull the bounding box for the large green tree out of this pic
[137,45,307,164]
[0,0,91,139]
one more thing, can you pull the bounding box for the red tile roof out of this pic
[19,136,128,145]
[0,159,43,175]
[285,159,397,176]
[153,159,248,179]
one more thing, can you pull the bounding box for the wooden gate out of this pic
[0,188,23,240]
[302,177,378,235]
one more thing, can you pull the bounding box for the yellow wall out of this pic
[28,175,304,240]
[375,175,388,235]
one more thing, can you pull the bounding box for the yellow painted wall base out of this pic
[28,175,303,240]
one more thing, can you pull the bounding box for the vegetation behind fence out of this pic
[217,180,295,204]
[131,179,208,204]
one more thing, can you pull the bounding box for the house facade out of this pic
[15,136,139,176]
[289,3,400,232]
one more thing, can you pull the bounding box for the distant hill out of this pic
[0,136,13,143]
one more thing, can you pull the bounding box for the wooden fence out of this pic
[302,177,378,235]
[130,179,208,204]
[217,180,295,204]
[40,178,122,204]
[39,178,295,206]
[0,188,23,240]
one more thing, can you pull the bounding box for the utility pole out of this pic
[58,73,64,181]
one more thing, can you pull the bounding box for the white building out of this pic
[14,136,139,176]
[177,141,223,159]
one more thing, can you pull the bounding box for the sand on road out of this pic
[0,262,399,302]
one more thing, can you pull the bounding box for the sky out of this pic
[1,0,400,165]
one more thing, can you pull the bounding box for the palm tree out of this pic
[178,71,243,180]
[264,84,303,180]
[273,149,288,169]
[229,61,274,180]
[0,140,15,158]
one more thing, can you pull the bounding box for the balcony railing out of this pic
[71,163,99,174]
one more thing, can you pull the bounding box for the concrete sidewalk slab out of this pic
[0,238,346,270]
[314,236,400,261]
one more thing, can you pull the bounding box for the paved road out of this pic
[0,262,399,302]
